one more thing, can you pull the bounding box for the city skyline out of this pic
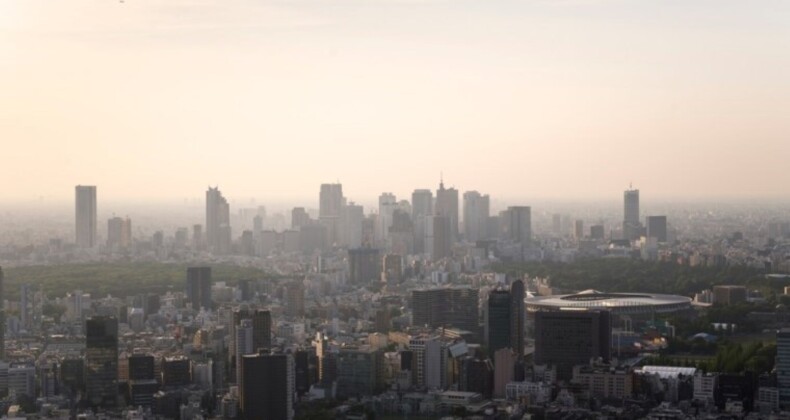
[2,0,790,203]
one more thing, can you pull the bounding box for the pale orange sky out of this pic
[1,0,789,205]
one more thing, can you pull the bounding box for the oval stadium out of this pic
[525,289,692,316]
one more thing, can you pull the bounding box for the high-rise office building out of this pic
[534,310,611,380]
[411,287,479,334]
[505,206,532,246]
[486,290,511,357]
[228,308,271,383]
[336,346,384,398]
[509,279,525,356]
[436,180,459,244]
[313,333,334,384]
[285,282,305,318]
[646,215,668,243]
[463,191,490,242]
[552,214,562,235]
[411,189,434,254]
[574,220,584,239]
[192,224,203,250]
[186,267,212,311]
[206,187,231,254]
[388,208,414,254]
[85,316,119,408]
[378,193,398,244]
[349,248,381,285]
[240,350,295,420]
[75,185,97,248]
[291,207,311,229]
[426,215,451,260]
[623,188,641,240]
[777,328,790,409]
[107,216,132,250]
[343,202,364,248]
[590,224,605,240]
[236,319,254,384]
[319,184,344,245]
[319,183,344,218]
[486,279,525,357]
[252,309,273,352]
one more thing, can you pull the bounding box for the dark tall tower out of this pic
[646,215,668,242]
[534,310,611,380]
[85,316,119,408]
[623,188,641,240]
[411,287,479,334]
[509,279,525,356]
[252,309,272,352]
[486,290,511,357]
[240,351,295,420]
[186,267,212,311]
[206,186,231,254]
[75,185,97,248]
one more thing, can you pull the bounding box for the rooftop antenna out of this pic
[440,171,444,189]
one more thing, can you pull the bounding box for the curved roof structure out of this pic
[525,289,692,315]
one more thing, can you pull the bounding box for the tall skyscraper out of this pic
[509,279,525,356]
[777,328,790,409]
[463,191,490,242]
[436,180,459,244]
[319,184,345,245]
[378,192,398,244]
[319,183,344,218]
[240,351,295,420]
[186,267,212,311]
[411,189,434,254]
[574,220,584,239]
[646,215,668,242]
[85,316,119,408]
[236,318,254,384]
[107,216,132,250]
[486,278,524,357]
[426,215,451,260]
[206,187,231,254]
[343,202,364,248]
[505,206,532,246]
[534,310,611,380]
[623,187,641,240]
[75,185,97,248]
[486,290,511,357]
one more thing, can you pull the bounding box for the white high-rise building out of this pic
[235,319,254,384]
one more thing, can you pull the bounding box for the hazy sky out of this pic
[2,0,789,205]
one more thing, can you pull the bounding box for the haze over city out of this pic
[3,1,790,419]
[2,0,790,204]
